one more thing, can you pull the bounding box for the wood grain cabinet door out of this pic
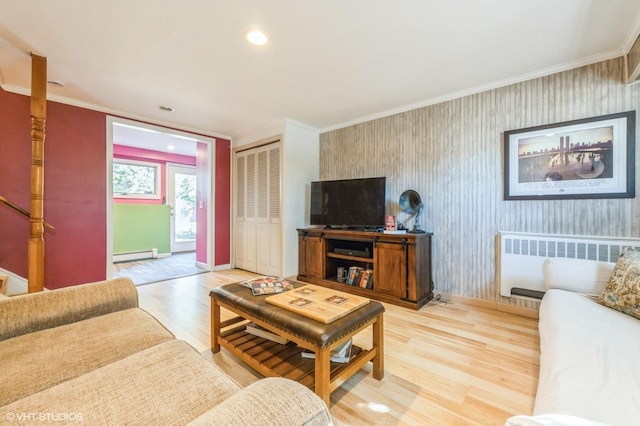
[299,234,324,278]
[373,241,407,297]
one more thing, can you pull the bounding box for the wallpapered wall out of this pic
[319,57,640,308]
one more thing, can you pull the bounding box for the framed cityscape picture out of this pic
[503,111,635,200]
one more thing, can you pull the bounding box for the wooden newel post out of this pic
[28,53,47,293]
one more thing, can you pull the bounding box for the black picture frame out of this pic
[503,111,635,200]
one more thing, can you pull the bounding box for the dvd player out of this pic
[334,247,371,258]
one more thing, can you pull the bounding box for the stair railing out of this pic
[0,195,55,230]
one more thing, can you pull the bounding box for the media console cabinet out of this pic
[297,228,433,309]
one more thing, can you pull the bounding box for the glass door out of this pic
[167,165,197,253]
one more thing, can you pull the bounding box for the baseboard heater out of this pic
[498,232,640,300]
[113,248,158,263]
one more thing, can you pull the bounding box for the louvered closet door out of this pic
[256,144,281,275]
[256,143,282,275]
[256,149,269,273]
[235,149,257,272]
[267,146,281,274]
[244,151,258,272]
[234,142,281,275]
[235,154,246,269]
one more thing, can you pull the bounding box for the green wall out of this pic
[113,204,171,255]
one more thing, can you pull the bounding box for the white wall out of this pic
[281,119,320,276]
[232,119,319,278]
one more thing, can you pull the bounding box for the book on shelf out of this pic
[245,322,289,344]
[346,266,363,285]
[238,275,294,296]
[358,269,373,288]
[354,269,364,286]
[301,338,353,363]
[345,267,374,288]
[365,273,374,290]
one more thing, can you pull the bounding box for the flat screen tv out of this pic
[310,177,386,229]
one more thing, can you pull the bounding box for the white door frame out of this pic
[106,116,216,277]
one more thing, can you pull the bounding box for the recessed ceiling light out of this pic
[246,30,268,46]
[167,145,175,151]
[159,105,174,112]
[47,80,64,88]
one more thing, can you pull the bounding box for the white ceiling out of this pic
[112,122,198,156]
[1,0,639,148]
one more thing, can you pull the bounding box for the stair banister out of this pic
[28,53,47,293]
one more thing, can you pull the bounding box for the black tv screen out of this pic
[310,177,386,229]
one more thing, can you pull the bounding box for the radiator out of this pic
[497,231,640,299]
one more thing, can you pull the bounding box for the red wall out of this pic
[0,87,107,289]
[0,86,231,289]
[1,88,35,276]
[196,142,209,264]
[215,138,231,265]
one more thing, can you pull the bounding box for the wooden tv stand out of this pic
[297,228,433,309]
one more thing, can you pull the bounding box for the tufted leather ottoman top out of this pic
[210,282,384,349]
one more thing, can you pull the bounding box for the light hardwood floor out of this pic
[136,270,540,426]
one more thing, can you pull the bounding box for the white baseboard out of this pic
[113,249,163,263]
[195,261,209,270]
[213,264,231,271]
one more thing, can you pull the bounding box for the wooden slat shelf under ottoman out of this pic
[210,283,384,406]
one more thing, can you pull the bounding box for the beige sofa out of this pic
[0,277,332,425]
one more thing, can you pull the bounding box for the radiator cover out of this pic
[497,232,640,299]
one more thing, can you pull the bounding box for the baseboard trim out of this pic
[496,301,539,319]
[114,250,154,263]
[440,293,539,319]
[213,264,231,271]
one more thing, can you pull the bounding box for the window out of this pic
[113,159,161,199]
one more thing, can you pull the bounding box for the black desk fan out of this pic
[399,190,425,234]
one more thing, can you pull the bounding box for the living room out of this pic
[1,2,640,425]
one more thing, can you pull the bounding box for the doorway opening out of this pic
[168,164,197,253]
[106,117,215,285]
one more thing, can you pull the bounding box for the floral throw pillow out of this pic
[597,247,640,319]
